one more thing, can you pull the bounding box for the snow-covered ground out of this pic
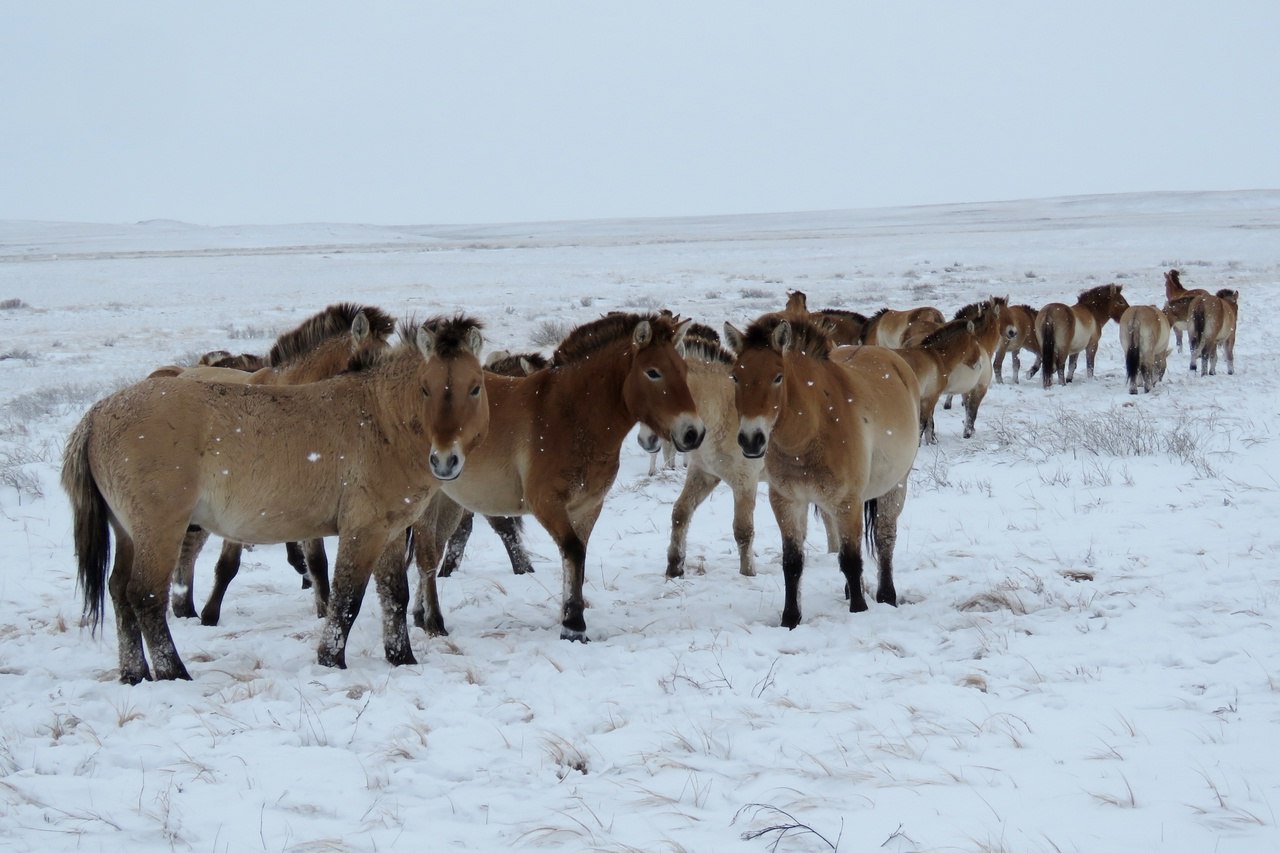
[1,191,1278,852]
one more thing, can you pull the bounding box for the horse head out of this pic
[624,315,705,453]
[415,316,489,481]
[724,317,795,459]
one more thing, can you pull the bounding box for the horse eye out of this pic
[645,368,662,381]
[772,373,783,386]
[730,374,739,384]
[421,386,431,398]
[470,385,481,398]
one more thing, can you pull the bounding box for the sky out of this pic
[3,1,1278,227]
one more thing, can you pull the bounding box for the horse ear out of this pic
[415,324,436,360]
[632,320,653,348]
[785,290,808,314]
[465,326,484,357]
[771,320,794,353]
[484,349,511,368]
[672,318,693,353]
[723,322,746,354]
[519,356,536,375]
[351,311,370,344]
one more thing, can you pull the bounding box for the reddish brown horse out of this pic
[1163,269,1209,353]
[411,312,705,641]
[63,315,489,681]
[1035,284,1130,388]
[901,299,1003,442]
[725,316,920,628]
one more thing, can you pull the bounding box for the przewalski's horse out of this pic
[1118,305,1172,394]
[62,315,488,682]
[1189,289,1239,376]
[1035,283,1130,388]
[995,303,1041,383]
[437,349,549,578]
[897,300,999,443]
[1163,268,1209,353]
[781,290,867,345]
[941,295,1015,411]
[411,312,705,641]
[168,303,398,627]
[638,323,767,580]
[859,305,945,348]
[725,316,920,628]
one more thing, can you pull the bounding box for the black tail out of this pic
[1191,302,1207,354]
[1040,320,1056,388]
[1125,339,1140,385]
[61,417,111,634]
[863,499,880,562]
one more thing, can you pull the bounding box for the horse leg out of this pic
[108,533,152,684]
[170,526,210,619]
[410,491,465,636]
[769,490,809,628]
[871,480,908,606]
[317,535,386,669]
[993,346,1006,385]
[1021,350,1036,382]
[962,382,988,439]
[130,536,192,681]
[1225,337,1235,375]
[1085,341,1098,379]
[666,467,721,578]
[942,393,953,411]
[732,478,761,576]
[285,541,312,589]
[198,540,244,627]
[489,516,534,575]
[372,534,416,666]
[305,538,330,618]
[438,510,473,577]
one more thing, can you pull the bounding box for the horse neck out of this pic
[1075,295,1113,325]
[551,345,640,443]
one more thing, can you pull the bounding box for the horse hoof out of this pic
[559,628,590,643]
[385,648,417,667]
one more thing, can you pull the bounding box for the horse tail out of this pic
[60,414,111,634]
[1125,330,1140,385]
[1191,300,1207,353]
[1039,318,1056,384]
[863,498,880,563]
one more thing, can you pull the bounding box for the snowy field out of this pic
[1,191,1278,852]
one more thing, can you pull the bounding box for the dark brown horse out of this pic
[63,315,489,681]
[725,316,920,628]
[1035,284,1130,388]
[411,312,705,641]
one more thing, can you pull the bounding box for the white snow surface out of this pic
[1,191,1278,852]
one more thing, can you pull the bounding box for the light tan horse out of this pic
[62,315,489,682]
[1035,284,1131,388]
[167,303,398,627]
[1189,288,1239,376]
[900,300,1001,443]
[437,349,549,578]
[859,306,945,348]
[724,316,920,628]
[410,312,705,641]
[1163,268,1209,353]
[1117,305,1172,394]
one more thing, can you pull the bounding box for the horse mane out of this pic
[1216,288,1239,303]
[741,315,833,360]
[866,307,891,323]
[552,312,681,367]
[199,350,268,371]
[954,301,984,321]
[1166,269,1182,288]
[816,308,867,323]
[918,316,975,349]
[485,350,548,377]
[1077,283,1121,307]
[681,322,733,365]
[345,314,483,373]
[268,302,396,368]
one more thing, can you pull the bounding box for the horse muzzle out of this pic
[429,446,466,481]
[737,428,767,459]
[671,415,706,453]
[636,425,662,454]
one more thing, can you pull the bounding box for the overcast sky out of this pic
[3,2,1277,226]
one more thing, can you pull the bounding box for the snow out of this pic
[1,191,1279,851]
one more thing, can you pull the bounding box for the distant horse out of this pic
[781,290,867,345]
[1163,269,1209,353]
[725,316,920,628]
[411,312,705,641]
[437,349,549,578]
[1035,284,1130,388]
[995,303,1042,383]
[62,315,489,681]
[941,295,1016,410]
[859,306,945,348]
[168,303,398,627]
[1117,305,1172,394]
[1189,289,1239,376]
[898,299,1000,443]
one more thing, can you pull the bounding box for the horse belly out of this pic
[942,357,990,395]
[1068,318,1096,353]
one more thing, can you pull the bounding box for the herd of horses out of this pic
[61,269,1241,682]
